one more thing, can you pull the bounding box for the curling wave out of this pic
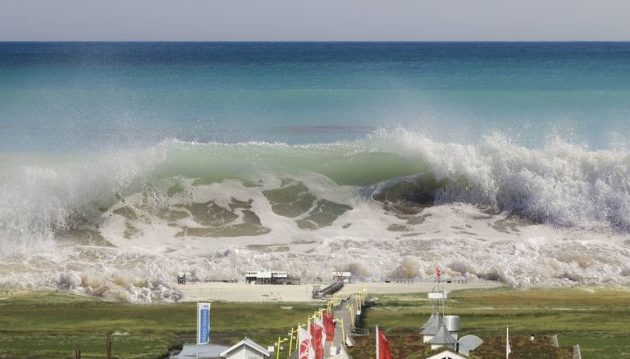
[2,129,630,299]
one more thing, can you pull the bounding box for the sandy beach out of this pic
[176,280,503,302]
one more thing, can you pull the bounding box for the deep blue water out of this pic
[2,42,630,151]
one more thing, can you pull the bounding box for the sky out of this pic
[1,0,629,41]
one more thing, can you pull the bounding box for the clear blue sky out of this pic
[1,0,629,41]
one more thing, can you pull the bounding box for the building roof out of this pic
[177,343,229,358]
[429,324,457,346]
[425,349,468,359]
[421,313,438,330]
[421,314,442,335]
[457,335,483,356]
[219,337,270,358]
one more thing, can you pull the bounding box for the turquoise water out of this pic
[3,43,630,292]
[3,42,630,237]
[2,42,630,151]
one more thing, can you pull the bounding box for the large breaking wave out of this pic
[2,129,630,301]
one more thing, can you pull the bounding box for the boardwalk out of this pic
[328,295,359,359]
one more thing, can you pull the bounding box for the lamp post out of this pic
[287,327,296,359]
[275,336,288,359]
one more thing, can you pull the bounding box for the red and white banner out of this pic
[298,327,315,359]
[322,312,335,342]
[375,326,393,359]
[310,319,325,359]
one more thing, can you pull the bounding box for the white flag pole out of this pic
[375,325,379,359]
[196,301,199,359]
[506,326,511,359]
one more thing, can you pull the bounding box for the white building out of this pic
[332,271,353,283]
[244,270,299,284]
[425,349,468,359]
[174,343,229,358]
[429,324,457,351]
[420,288,482,358]
[219,338,271,359]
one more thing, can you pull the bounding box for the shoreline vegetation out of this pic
[1,287,629,358]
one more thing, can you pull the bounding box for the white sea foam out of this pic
[392,129,630,230]
[2,131,630,302]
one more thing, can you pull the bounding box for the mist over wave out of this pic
[2,129,630,301]
[0,146,167,254]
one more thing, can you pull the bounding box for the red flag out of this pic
[323,312,335,342]
[377,327,393,359]
[435,266,441,278]
[298,327,315,359]
[310,321,324,359]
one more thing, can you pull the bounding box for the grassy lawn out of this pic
[361,287,630,358]
[1,287,629,358]
[0,291,318,358]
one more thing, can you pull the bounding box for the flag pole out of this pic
[506,326,511,359]
[375,325,379,359]
[196,301,199,359]
[297,323,305,359]
[287,328,294,359]
[339,318,346,345]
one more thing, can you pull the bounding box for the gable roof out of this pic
[429,324,457,346]
[421,313,438,329]
[220,337,270,358]
[421,314,443,335]
[425,349,468,359]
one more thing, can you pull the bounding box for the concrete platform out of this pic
[176,280,502,303]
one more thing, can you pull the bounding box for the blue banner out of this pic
[197,303,211,345]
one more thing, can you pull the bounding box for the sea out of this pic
[2,42,630,302]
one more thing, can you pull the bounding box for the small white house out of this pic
[429,324,457,351]
[219,338,271,359]
[425,349,468,359]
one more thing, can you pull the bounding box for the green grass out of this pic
[362,287,630,358]
[1,287,630,358]
[349,334,575,359]
[0,291,318,359]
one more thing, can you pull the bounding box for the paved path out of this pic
[176,280,502,303]
[328,295,358,359]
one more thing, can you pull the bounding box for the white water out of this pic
[2,130,630,302]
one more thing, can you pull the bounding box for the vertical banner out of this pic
[197,302,211,345]
[323,312,335,342]
[376,326,392,359]
[310,319,324,359]
[298,327,315,359]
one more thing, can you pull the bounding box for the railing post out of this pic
[106,336,112,359]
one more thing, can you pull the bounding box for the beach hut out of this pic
[421,314,442,343]
[429,324,457,351]
[425,349,468,359]
[219,337,270,359]
[175,343,229,358]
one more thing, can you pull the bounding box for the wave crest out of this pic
[3,131,630,298]
[392,130,630,230]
